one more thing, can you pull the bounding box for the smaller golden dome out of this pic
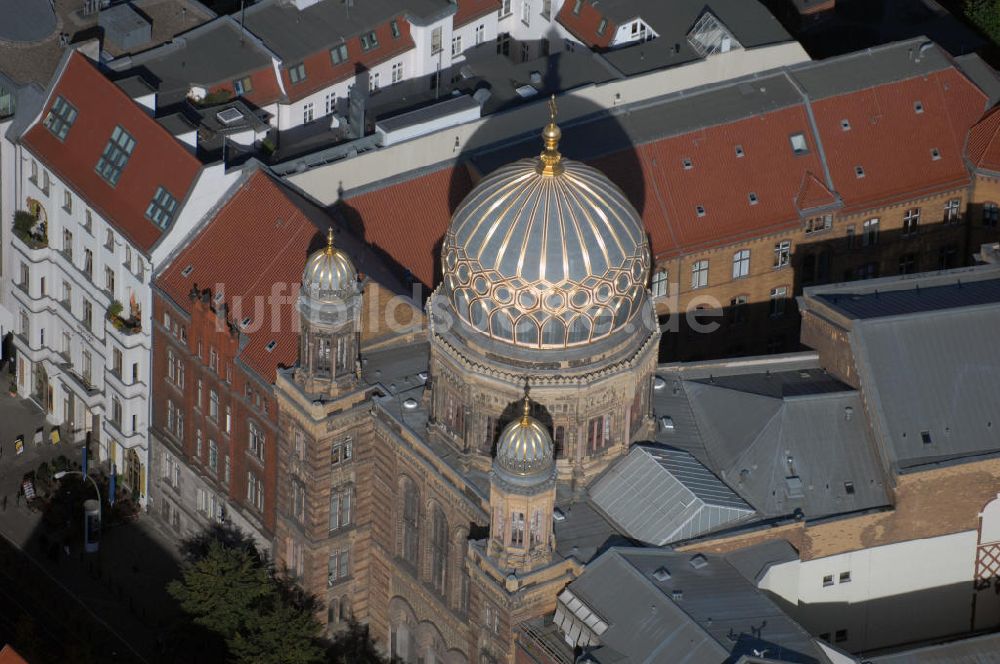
[495,395,554,477]
[302,228,356,295]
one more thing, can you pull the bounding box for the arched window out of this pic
[431,505,448,596]
[401,478,420,565]
[553,426,565,458]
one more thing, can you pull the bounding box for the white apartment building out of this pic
[9,49,237,502]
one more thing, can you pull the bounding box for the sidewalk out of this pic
[0,382,187,661]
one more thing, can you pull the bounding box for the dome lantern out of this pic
[494,391,554,479]
[302,227,356,297]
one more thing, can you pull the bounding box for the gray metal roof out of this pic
[566,547,830,664]
[595,0,792,78]
[553,500,631,564]
[852,306,1000,471]
[0,0,56,43]
[955,53,1000,107]
[120,18,276,105]
[870,631,1000,663]
[590,445,753,546]
[724,539,800,585]
[815,279,1000,320]
[244,0,455,63]
[650,364,889,521]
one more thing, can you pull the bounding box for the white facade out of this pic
[758,529,1000,652]
[9,135,237,504]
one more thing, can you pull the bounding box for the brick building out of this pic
[333,39,1000,363]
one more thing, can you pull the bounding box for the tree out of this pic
[966,0,1000,45]
[327,620,394,664]
[169,525,325,664]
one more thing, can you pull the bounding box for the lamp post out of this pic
[54,470,101,553]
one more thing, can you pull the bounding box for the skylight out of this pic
[146,186,179,229]
[855,165,865,178]
[930,148,941,161]
[789,133,808,155]
[695,205,706,217]
[95,125,135,186]
[687,11,742,57]
[682,158,693,170]
[266,340,277,352]
[914,100,924,114]
[735,145,744,158]
[43,96,78,141]
[748,192,758,205]
[841,119,851,131]
[652,567,671,582]
[181,265,194,277]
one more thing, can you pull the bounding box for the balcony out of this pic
[12,210,47,250]
[106,301,142,336]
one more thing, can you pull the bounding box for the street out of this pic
[0,375,185,663]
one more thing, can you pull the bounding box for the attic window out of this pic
[914,100,924,114]
[652,567,671,581]
[855,166,865,179]
[789,133,808,155]
[671,589,684,601]
[597,18,607,35]
[840,119,851,131]
[95,125,136,187]
[660,416,674,431]
[735,144,745,158]
[181,265,194,277]
[688,554,707,570]
[241,316,252,327]
[572,0,582,14]
[146,186,179,229]
[552,507,566,522]
[265,340,277,352]
[921,430,932,445]
[931,148,941,161]
[748,192,758,205]
[43,96,78,141]
[844,481,855,495]
[695,205,706,217]
[682,158,693,170]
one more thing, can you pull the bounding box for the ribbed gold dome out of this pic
[495,396,554,477]
[441,106,649,350]
[303,228,356,295]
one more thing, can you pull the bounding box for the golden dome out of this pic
[303,228,356,295]
[441,99,650,350]
[495,395,554,477]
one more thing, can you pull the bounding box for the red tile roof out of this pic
[346,165,474,288]
[796,171,837,211]
[280,18,415,102]
[208,64,284,108]
[967,106,1000,173]
[21,52,203,254]
[811,68,986,213]
[0,646,28,664]
[339,65,990,277]
[454,0,502,27]
[557,0,614,49]
[158,170,318,382]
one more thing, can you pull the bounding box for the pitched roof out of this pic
[590,444,753,546]
[337,40,991,277]
[158,168,409,382]
[21,52,203,253]
[850,297,1000,472]
[453,0,502,27]
[344,164,473,288]
[561,548,829,663]
[967,105,1000,173]
[157,170,316,380]
[121,18,283,107]
[651,365,890,520]
[0,645,29,664]
[795,171,837,212]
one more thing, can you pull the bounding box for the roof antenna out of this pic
[239,0,247,44]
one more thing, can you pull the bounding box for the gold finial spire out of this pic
[539,94,563,176]
[521,378,532,425]
[325,227,335,255]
